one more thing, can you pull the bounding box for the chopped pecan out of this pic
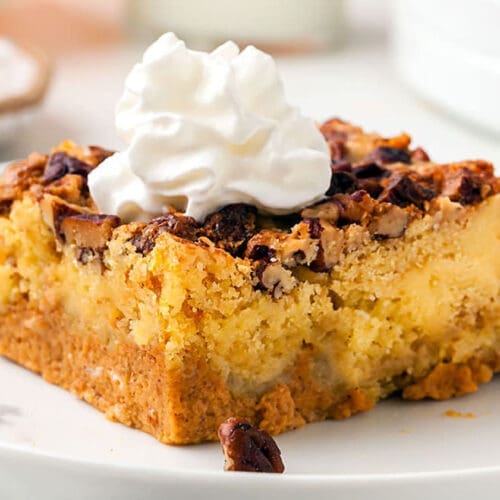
[320,119,349,162]
[309,220,344,272]
[303,218,322,239]
[43,174,89,205]
[246,230,286,259]
[378,174,435,210]
[375,132,412,151]
[411,147,430,162]
[349,163,389,197]
[300,218,325,270]
[218,417,285,473]
[301,200,341,223]
[60,214,120,250]
[334,191,377,224]
[43,152,93,184]
[246,244,277,262]
[365,146,411,165]
[329,138,346,162]
[203,204,257,256]
[320,117,363,138]
[0,199,12,215]
[76,247,99,265]
[368,204,408,239]
[0,153,47,204]
[326,162,357,196]
[254,260,296,299]
[351,162,389,179]
[130,213,200,255]
[87,145,115,165]
[441,168,483,205]
[246,227,318,268]
[39,194,87,243]
[285,222,321,266]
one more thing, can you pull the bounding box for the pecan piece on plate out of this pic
[218,417,285,473]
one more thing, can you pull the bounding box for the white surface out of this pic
[1,356,500,499]
[393,0,500,135]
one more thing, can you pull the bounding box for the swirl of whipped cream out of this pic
[88,33,331,222]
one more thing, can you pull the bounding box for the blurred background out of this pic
[1,0,499,165]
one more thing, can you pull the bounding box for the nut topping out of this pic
[203,204,257,256]
[319,118,349,162]
[310,220,344,272]
[378,174,435,210]
[334,191,377,224]
[254,261,297,299]
[441,168,483,205]
[364,146,411,165]
[60,214,121,249]
[246,244,277,262]
[218,417,285,473]
[43,152,93,184]
[411,147,431,162]
[39,194,87,243]
[43,174,90,206]
[130,213,200,255]
[368,204,409,239]
[301,200,341,223]
[326,162,357,196]
[0,153,47,205]
[87,145,115,165]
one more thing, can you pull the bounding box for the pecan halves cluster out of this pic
[218,417,285,473]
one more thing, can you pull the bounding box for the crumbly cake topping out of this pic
[0,121,498,297]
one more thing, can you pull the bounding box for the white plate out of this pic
[1,356,500,500]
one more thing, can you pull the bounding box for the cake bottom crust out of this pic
[1,300,499,444]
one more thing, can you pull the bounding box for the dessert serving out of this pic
[0,34,498,446]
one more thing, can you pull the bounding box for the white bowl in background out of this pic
[392,0,500,136]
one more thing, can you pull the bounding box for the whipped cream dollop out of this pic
[88,33,331,222]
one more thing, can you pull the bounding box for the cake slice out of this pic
[0,120,498,444]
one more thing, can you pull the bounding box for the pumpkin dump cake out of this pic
[0,122,498,444]
[0,34,499,445]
